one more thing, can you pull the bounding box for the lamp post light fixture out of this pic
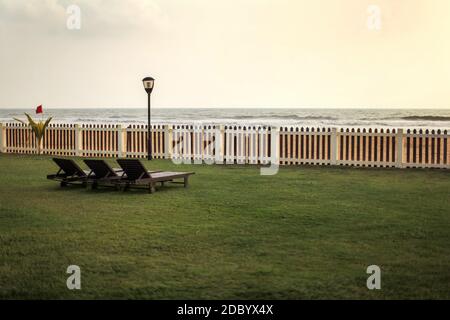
[142,77,155,160]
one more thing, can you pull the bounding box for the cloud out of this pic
[0,0,65,25]
[80,0,170,34]
[0,0,169,35]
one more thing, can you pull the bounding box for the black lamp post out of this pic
[142,77,155,160]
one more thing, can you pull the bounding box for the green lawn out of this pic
[0,154,449,299]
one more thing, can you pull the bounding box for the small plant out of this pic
[14,113,52,154]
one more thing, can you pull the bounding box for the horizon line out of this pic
[1,106,450,110]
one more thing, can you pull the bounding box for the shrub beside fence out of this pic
[0,122,448,169]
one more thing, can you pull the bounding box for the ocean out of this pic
[1,108,450,129]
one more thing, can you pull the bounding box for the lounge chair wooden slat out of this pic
[47,158,89,186]
[83,159,122,179]
[82,159,125,189]
[116,159,194,193]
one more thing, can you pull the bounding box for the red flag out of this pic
[36,105,43,114]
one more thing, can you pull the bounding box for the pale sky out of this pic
[0,0,449,109]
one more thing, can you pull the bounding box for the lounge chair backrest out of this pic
[116,159,151,180]
[53,158,86,177]
[84,159,117,178]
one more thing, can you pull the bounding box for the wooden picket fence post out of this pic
[330,127,338,165]
[164,124,172,159]
[396,129,404,168]
[271,126,280,166]
[117,125,126,158]
[215,125,224,164]
[74,124,81,156]
[0,123,5,153]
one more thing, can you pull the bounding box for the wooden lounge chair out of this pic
[83,159,125,189]
[47,158,89,187]
[116,159,194,193]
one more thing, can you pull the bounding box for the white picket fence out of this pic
[0,122,449,169]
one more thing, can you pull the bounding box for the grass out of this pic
[0,154,449,299]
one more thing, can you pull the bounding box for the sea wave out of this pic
[233,115,338,121]
[361,115,450,122]
[400,116,450,121]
